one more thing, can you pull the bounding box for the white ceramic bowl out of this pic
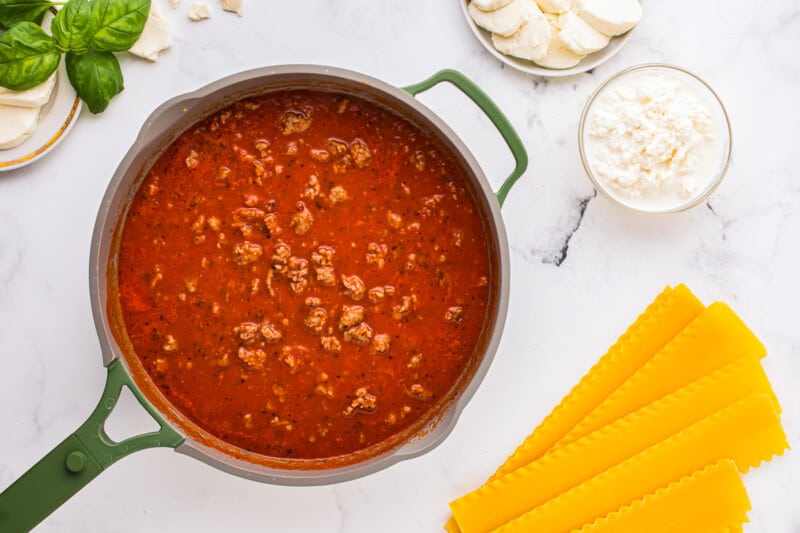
[578,64,733,214]
[460,0,641,78]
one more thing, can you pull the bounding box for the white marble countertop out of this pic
[1,0,798,531]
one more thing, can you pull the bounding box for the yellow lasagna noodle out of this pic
[490,394,786,533]
[493,285,704,477]
[559,302,766,446]
[575,459,750,533]
[444,286,703,533]
[449,359,776,533]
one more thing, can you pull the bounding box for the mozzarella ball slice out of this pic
[535,0,573,14]
[575,0,642,36]
[0,105,42,150]
[0,73,56,108]
[558,11,610,55]
[491,6,551,62]
[472,0,514,11]
[469,0,535,37]
[129,3,173,62]
[533,14,586,69]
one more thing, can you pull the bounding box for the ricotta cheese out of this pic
[583,71,725,211]
[188,2,212,21]
[129,3,173,62]
[0,72,56,108]
[0,105,42,150]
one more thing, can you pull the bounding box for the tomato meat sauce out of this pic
[115,90,492,461]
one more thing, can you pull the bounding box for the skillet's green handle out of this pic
[0,360,184,533]
[403,69,528,207]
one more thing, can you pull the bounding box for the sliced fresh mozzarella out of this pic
[129,3,173,62]
[491,6,551,62]
[472,0,514,11]
[533,14,585,69]
[0,105,41,150]
[575,0,642,36]
[0,73,56,108]
[558,11,610,55]
[469,0,535,37]
[535,0,572,14]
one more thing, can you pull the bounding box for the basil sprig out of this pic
[0,0,151,113]
[0,0,57,29]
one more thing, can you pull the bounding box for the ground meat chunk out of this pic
[444,306,464,323]
[321,336,342,353]
[234,322,260,343]
[350,139,371,168]
[329,185,349,204]
[303,174,320,199]
[339,305,365,330]
[238,347,267,370]
[368,286,385,304]
[272,243,291,264]
[263,213,281,237]
[233,242,263,265]
[343,321,374,345]
[311,245,335,266]
[315,266,336,287]
[305,307,328,334]
[327,139,348,155]
[410,151,426,171]
[407,353,423,368]
[365,243,388,269]
[162,335,178,352]
[280,110,312,135]
[260,321,283,342]
[310,149,330,162]
[371,334,391,354]
[407,383,433,401]
[291,201,314,235]
[386,211,403,229]
[343,387,378,416]
[341,274,366,301]
[185,149,200,169]
[392,295,414,320]
[286,256,309,294]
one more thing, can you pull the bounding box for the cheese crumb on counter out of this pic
[188,2,212,21]
[129,2,173,62]
[168,0,180,7]
[222,0,244,16]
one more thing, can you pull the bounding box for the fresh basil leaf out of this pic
[89,0,150,53]
[51,0,93,53]
[0,21,59,90]
[0,0,54,30]
[65,49,123,113]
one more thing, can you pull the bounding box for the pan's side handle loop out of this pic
[0,360,184,533]
[403,69,529,208]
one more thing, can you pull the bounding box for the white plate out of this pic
[460,0,641,78]
[0,60,82,172]
[0,10,83,173]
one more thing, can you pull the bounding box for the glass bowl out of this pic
[578,64,732,214]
